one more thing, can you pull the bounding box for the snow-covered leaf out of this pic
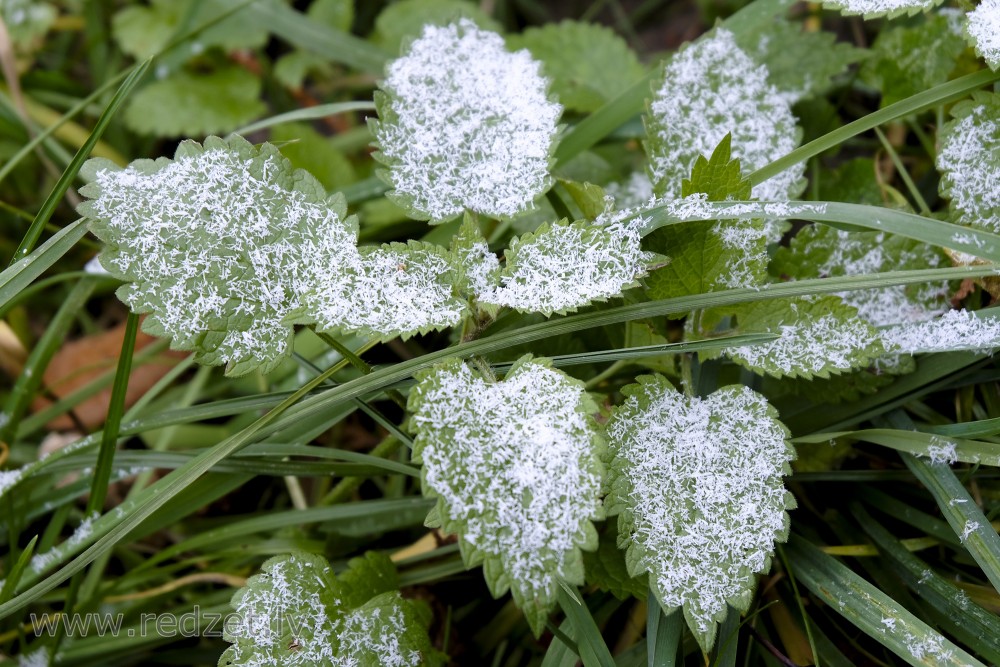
[408,356,605,635]
[822,0,945,20]
[646,135,768,302]
[604,375,795,652]
[478,214,652,315]
[506,20,646,113]
[938,91,1000,234]
[371,19,561,222]
[645,28,803,203]
[881,308,1000,354]
[79,135,357,376]
[723,296,886,379]
[582,522,649,601]
[772,224,951,327]
[859,13,965,107]
[733,18,868,103]
[449,216,501,302]
[301,240,468,341]
[968,0,1000,70]
[112,0,269,61]
[123,65,265,138]
[220,551,439,667]
[273,123,356,192]
[370,0,500,55]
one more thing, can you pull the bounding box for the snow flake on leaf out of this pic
[645,29,803,206]
[478,216,652,315]
[821,0,943,19]
[881,308,1000,354]
[604,376,794,652]
[372,19,562,222]
[968,0,1000,70]
[79,135,357,377]
[938,92,1000,234]
[220,551,438,667]
[408,356,604,634]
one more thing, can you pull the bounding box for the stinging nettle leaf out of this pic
[408,356,605,635]
[371,19,562,223]
[723,296,886,380]
[645,29,804,211]
[938,91,1000,234]
[506,20,646,113]
[772,224,952,327]
[371,0,500,56]
[881,308,1000,354]
[821,0,945,20]
[220,551,439,667]
[604,375,795,652]
[300,240,469,341]
[967,0,1000,71]
[478,213,654,316]
[79,135,358,376]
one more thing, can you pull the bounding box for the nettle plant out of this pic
[12,0,1000,663]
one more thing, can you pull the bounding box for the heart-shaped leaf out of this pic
[604,375,795,652]
[220,551,440,667]
[938,91,1000,235]
[408,356,605,634]
[371,19,562,222]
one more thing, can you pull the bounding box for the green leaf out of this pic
[645,136,766,302]
[123,64,266,137]
[723,296,886,379]
[604,375,795,653]
[301,240,469,341]
[772,223,952,327]
[966,1,1000,71]
[273,122,356,192]
[79,134,358,376]
[271,0,355,88]
[815,158,885,206]
[371,0,499,55]
[449,215,501,302]
[821,0,945,19]
[938,90,1000,235]
[371,19,561,222]
[408,356,605,635]
[859,13,965,107]
[220,551,440,667]
[645,28,803,202]
[112,0,269,60]
[506,21,645,113]
[481,217,652,315]
[733,17,868,103]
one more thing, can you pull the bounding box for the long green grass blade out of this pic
[9,60,150,265]
[785,535,982,666]
[750,68,1000,186]
[795,429,1000,466]
[646,593,681,667]
[0,536,36,605]
[558,583,616,667]
[902,453,1000,594]
[0,218,88,311]
[233,101,377,135]
[853,504,1000,664]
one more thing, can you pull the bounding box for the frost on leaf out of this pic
[79,135,357,376]
[372,19,561,222]
[478,215,652,315]
[772,224,951,327]
[301,241,468,341]
[645,29,803,208]
[724,297,885,379]
[449,216,501,301]
[220,551,439,667]
[408,356,604,634]
[968,0,1000,70]
[821,0,943,19]
[604,375,795,652]
[938,91,1000,233]
[881,308,1000,354]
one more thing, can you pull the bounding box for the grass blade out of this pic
[8,60,150,265]
[233,100,377,135]
[785,534,982,666]
[902,452,1000,594]
[0,218,88,311]
[647,590,681,667]
[794,428,1000,466]
[558,582,616,667]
